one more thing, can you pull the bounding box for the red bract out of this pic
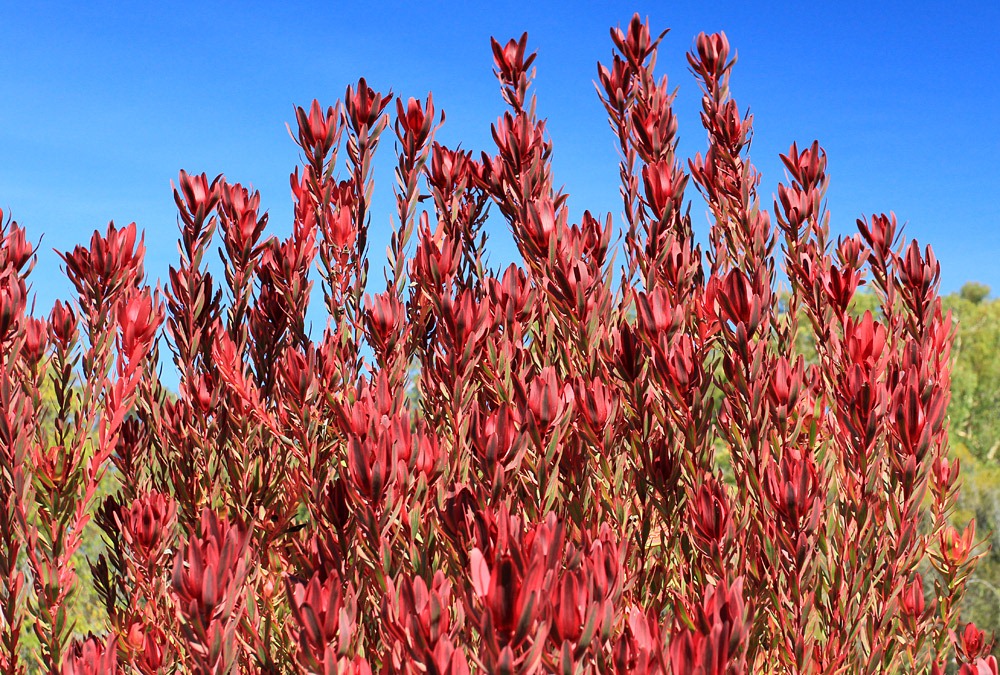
[691,476,731,560]
[118,289,162,366]
[524,366,574,434]
[469,509,563,668]
[492,33,535,85]
[669,578,748,675]
[48,299,77,346]
[0,12,986,675]
[61,634,117,675]
[344,77,392,133]
[286,570,356,672]
[295,99,341,168]
[940,522,977,569]
[763,451,820,527]
[0,272,25,343]
[125,625,166,674]
[901,573,925,619]
[60,221,144,319]
[956,622,993,662]
[960,659,999,675]
[120,491,176,563]
[171,509,250,674]
[1,219,33,273]
[383,571,469,674]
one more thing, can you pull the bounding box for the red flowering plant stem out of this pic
[152,171,225,527]
[618,18,723,613]
[170,509,251,674]
[341,79,393,364]
[17,221,157,673]
[685,29,816,669]
[94,490,176,673]
[0,212,41,675]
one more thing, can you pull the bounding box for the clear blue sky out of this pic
[2,0,998,320]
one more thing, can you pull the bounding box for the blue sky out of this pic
[2,0,998,322]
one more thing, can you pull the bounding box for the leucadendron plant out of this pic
[0,13,993,675]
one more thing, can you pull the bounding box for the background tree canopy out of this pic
[944,283,1000,634]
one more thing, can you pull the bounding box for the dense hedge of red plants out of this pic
[0,14,994,675]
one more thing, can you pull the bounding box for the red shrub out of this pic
[0,13,991,674]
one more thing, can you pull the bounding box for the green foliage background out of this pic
[943,283,1000,634]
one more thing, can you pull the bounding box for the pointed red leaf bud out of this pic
[957,622,991,661]
[612,323,645,383]
[364,292,406,359]
[2,221,34,273]
[396,95,435,151]
[932,456,958,491]
[219,181,268,263]
[577,377,616,438]
[959,658,998,675]
[121,491,176,563]
[287,570,350,662]
[768,356,804,413]
[764,451,820,527]
[692,476,731,549]
[635,287,681,340]
[823,262,862,318]
[415,425,442,481]
[295,99,340,162]
[429,143,473,194]
[552,565,590,646]
[900,574,925,618]
[0,272,25,343]
[856,212,898,264]
[670,577,747,675]
[780,141,827,191]
[940,521,977,569]
[642,158,686,218]
[347,433,395,505]
[525,366,573,433]
[175,170,220,223]
[836,233,865,269]
[776,183,817,234]
[471,405,520,472]
[21,316,48,365]
[523,196,562,259]
[171,509,250,645]
[491,32,536,85]
[490,263,533,327]
[597,54,634,112]
[345,77,392,132]
[690,31,730,84]
[62,634,117,675]
[118,289,162,365]
[61,221,146,316]
[49,300,77,347]
[843,311,888,371]
[125,624,165,673]
[612,14,655,70]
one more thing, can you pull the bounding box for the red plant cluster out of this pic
[0,14,993,674]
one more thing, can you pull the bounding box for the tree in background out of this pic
[945,284,1000,642]
[947,283,1000,463]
